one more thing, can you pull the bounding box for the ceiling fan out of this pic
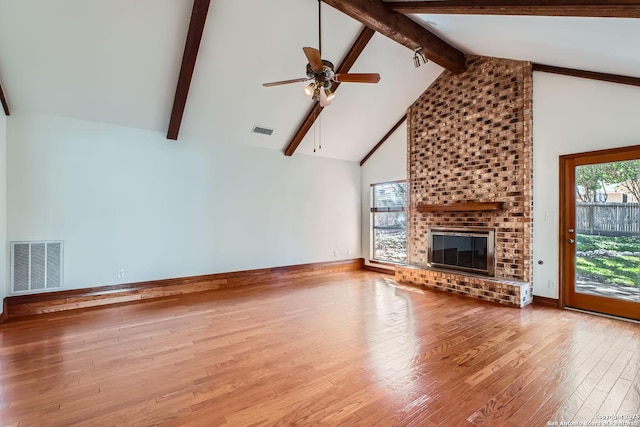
[262,0,381,107]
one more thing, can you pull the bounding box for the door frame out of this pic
[559,145,640,321]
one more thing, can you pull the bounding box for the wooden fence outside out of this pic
[576,203,639,236]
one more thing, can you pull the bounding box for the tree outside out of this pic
[576,160,640,203]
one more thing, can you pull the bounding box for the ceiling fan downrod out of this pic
[318,0,322,56]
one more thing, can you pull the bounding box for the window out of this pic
[371,181,407,263]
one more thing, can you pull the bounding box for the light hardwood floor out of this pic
[0,271,638,426]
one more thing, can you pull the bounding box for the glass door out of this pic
[560,146,640,321]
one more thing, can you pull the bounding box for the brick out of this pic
[403,56,533,307]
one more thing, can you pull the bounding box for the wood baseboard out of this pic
[533,295,560,308]
[6,258,364,318]
[362,264,395,275]
[0,298,7,324]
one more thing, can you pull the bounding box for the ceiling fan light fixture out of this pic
[312,86,320,101]
[304,82,316,96]
[324,88,334,101]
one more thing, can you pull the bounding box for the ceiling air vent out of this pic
[251,125,274,136]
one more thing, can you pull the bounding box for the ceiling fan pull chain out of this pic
[313,109,317,153]
[319,114,322,150]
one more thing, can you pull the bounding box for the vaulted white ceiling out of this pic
[0,1,638,162]
[410,14,640,78]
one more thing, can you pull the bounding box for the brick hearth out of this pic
[396,265,530,307]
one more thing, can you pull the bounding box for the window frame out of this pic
[370,180,408,265]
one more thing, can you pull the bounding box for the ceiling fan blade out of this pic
[303,47,323,73]
[262,78,309,87]
[335,73,381,83]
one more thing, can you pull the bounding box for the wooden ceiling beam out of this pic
[533,63,640,87]
[167,0,211,141]
[284,26,375,157]
[0,80,9,116]
[322,0,466,74]
[385,1,640,18]
[360,114,406,166]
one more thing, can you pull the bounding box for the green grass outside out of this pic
[576,234,639,253]
[576,234,639,287]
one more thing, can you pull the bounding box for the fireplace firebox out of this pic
[427,228,495,276]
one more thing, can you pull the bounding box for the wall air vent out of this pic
[251,125,274,136]
[11,241,63,293]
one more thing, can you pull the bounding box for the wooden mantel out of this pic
[416,201,505,212]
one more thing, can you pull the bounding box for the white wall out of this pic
[7,113,361,292]
[532,72,640,298]
[0,113,6,303]
[360,121,407,269]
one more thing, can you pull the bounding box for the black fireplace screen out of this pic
[427,228,495,276]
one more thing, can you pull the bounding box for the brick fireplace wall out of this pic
[397,55,533,307]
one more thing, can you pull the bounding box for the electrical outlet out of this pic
[118,269,125,279]
[347,249,352,256]
[548,280,554,289]
[334,250,338,257]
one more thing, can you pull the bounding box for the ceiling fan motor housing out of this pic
[306,60,335,85]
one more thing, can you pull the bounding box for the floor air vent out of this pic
[11,241,63,293]
[251,125,274,136]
